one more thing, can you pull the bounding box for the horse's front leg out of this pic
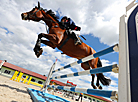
[33,33,47,58]
[33,33,58,58]
[33,37,43,58]
[41,40,56,49]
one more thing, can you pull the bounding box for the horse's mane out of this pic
[46,10,59,23]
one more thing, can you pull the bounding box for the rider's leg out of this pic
[71,32,81,45]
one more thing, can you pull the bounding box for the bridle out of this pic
[27,7,59,33]
[27,7,58,23]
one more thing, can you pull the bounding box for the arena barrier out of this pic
[42,44,119,100]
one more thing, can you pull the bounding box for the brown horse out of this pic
[21,2,111,89]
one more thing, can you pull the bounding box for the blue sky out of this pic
[0,0,135,100]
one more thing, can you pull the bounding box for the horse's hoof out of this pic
[92,85,97,89]
[93,86,97,89]
[98,85,102,90]
[36,48,43,58]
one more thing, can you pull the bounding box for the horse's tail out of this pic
[97,58,111,86]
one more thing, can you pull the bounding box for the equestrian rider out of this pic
[61,16,81,45]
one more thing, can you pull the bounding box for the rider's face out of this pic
[61,18,67,23]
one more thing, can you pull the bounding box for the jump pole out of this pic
[46,85,118,100]
[50,64,118,80]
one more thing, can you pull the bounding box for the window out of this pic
[88,97,91,100]
[38,81,43,84]
[4,70,11,74]
[97,100,100,102]
[93,99,96,102]
[31,78,36,82]
[84,96,87,98]
[22,76,26,78]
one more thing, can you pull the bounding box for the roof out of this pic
[51,79,67,86]
[0,60,47,80]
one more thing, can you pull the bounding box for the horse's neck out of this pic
[41,10,58,28]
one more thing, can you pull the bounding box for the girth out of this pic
[58,35,71,49]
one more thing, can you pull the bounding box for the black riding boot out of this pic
[72,32,81,45]
[33,38,43,58]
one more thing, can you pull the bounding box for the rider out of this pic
[61,16,81,45]
[76,93,83,102]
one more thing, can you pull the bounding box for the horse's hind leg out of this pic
[96,58,103,89]
[96,74,102,89]
[91,74,97,89]
[88,58,99,89]
[81,62,97,89]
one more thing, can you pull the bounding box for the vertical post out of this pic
[10,71,19,81]
[127,5,138,102]
[27,77,32,85]
[23,76,28,84]
[0,60,6,74]
[119,15,131,102]
[119,2,138,102]
[16,72,24,82]
[42,59,57,93]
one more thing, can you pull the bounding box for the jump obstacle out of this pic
[5,1,137,101]
[38,43,119,101]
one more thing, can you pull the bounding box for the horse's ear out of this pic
[38,1,40,9]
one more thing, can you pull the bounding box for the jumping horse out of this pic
[21,2,111,89]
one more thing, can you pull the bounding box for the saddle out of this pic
[66,29,83,44]
[58,29,83,51]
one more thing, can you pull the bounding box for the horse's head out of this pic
[21,2,44,22]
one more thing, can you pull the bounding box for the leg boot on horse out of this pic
[33,38,43,58]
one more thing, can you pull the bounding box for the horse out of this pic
[21,2,111,89]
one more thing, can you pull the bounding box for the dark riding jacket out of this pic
[64,18,81,31]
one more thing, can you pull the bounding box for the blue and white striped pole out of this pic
[52,44,118,73]
[51,64,118,80]
[46,85,118,99]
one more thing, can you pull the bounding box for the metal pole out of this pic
[42,59,57,93]
[0,60,6,74]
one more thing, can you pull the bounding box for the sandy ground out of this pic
[0,75,88,102]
